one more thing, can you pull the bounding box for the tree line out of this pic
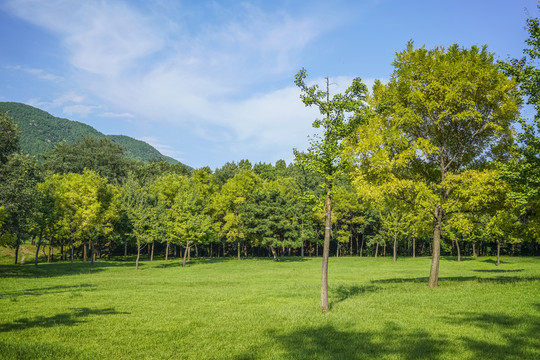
[0,9,538,309]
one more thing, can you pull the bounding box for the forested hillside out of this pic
[0,102,181,165]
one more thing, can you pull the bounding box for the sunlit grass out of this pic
[0,254,539,359]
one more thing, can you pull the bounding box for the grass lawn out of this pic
[0,252,539,359]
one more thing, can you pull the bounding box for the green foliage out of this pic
[43,137,129,183]
[498,11,540,241]
[0,111,20,164]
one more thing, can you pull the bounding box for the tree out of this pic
[43,136,130,183]
[0,154,39,264]
[350,43,521,287]
[294,68,368,311]
[499,11,540,242]
[213,170,262,260]
[0,111,20,164]
[242,181,302,261]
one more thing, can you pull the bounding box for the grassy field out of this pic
[0,251,539,359]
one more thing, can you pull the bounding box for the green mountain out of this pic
[0,102,184,165]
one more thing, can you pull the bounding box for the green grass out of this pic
[0,254,539,359]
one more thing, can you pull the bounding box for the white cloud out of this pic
[63,104,98,117]
[99,112,135,118]
[6,65,63,81]
[138,136,185,160]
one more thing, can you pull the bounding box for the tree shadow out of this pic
[330,284,380,307]
[0,284,96,299]
[236,322,447,359]
[481,259,510,265]
[473,269,524,273]
[371,276,540,285]
[0,307,130,332]
[441,307,540,360]
[0,261,139,278]
[441,256,475,261]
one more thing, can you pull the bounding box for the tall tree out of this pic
[499,11,540,242]
[294,68,368,311]
[350,43,521,287]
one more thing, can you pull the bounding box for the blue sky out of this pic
[0,0,536,169]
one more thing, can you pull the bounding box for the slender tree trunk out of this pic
[83,243,87,262]
[70,239,74,272]
[360,235,364,257]
[196,244,199,258]
[301,220,305,258]
[497,241,500,266]
[393,233,398,263]
[428,205,443,288]
[48,239,52,263]
[14,240,19,265]
[237,242,241,260]
[472,242,477,257]
[375,242,379,258]
[188,245,191,261]
[183,241,189,267]
[270,245,278,262]
[165,241,170,263]
[321,183,332,312]
[136,243,140,270]
[124,239,128,261]
[456,239,461,263]
[91,240,95,266]
[150,241,154,261]
[412,237,416,259]
[34,237,42,267]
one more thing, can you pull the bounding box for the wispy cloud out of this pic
[138,136,185,160]
[7,65,63,81]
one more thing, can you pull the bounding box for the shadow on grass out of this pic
[0,307,130,332]
[236,323,447,360]
[371,276,540,285]
[441,306,540,360]
[330,284,380,308]
[481,259,510,265]
[0,284,96,299]
[441,256,476,262]
[473,269,524,273]
[0,261,139,278]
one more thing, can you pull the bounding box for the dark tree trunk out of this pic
[124,240,128,261]
[321,184,332,312]
[83,243,87,262]
[48,239,52,263]
[14,240,19,265]
[91,241,95,266]
[456,239,461,263]
[428,205,443,288]
[497,241,500,266]
[412,237,416,259]
[150,241,154,261]
[375,242,379,258]
[70,239,74,272]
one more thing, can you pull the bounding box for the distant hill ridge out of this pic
[0,102,184,166]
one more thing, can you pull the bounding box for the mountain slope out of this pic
[0,102,185,165]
